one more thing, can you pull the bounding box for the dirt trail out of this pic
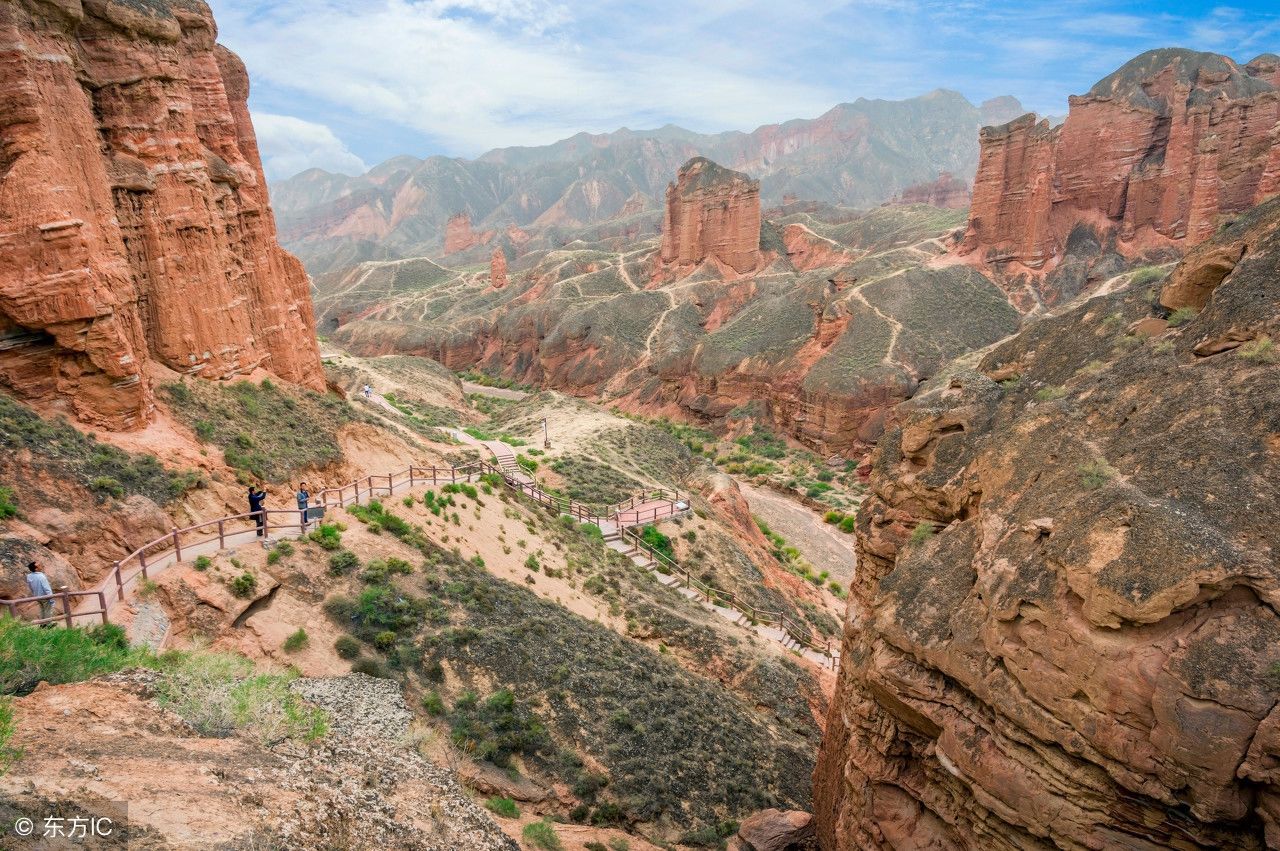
[738,482,857,585]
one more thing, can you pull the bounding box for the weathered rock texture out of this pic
[0,0,322,430]
[444,212,495,254]
[815,195,1280,849]
[892,172,971,209]
[660,157,762,276]
[490,247,508,289]
[960,49,1280,307]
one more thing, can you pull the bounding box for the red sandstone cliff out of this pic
[891,172,971,209]
[490,247,508,289]
[659,157,761,276]
[0,0,323,430]
[960,49,1280,292]
[443,212,494,254]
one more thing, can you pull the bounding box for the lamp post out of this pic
[543,417,551,449]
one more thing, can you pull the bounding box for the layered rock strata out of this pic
[659,157,762,276]
[815,195,1280,849]
[0,0,322,429]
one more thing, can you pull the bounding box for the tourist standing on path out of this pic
[296,482,310,532]
[25,562,54,625]
[362,384,372,399]
[248,485,267,541]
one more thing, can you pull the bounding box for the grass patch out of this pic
[162,379,356,483]
[1239,336,1277,364]
[1033,385,1067,402]
[0,618,148,696]
[522,819,564,851]
[1167,307,1199,327]
[0,392,200,505]
[282,628,309,653]
[450,689,551,768]
[908,524,935,546]
[484,796,520,819]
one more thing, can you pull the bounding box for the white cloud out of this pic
[251,113,369,178]
[210,0,841,157]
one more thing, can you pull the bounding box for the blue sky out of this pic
[205,0,1280,180]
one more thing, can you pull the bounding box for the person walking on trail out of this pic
[25,562,54,625]
[296,482,311,532]
[248,485,267,541]
[362,384,372,399]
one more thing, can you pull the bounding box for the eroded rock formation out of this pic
[815,196,1280,849]
[659,157,762,276]
[0,0,323,430]
[490,247,508,289]
[444,212,494,254]
[959,49,1280,305]
[892,172,971,209]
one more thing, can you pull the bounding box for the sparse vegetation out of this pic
[0,487,17,520]
[328,550,361,576]
[1239,336,1277,364]
[162,379,357,482]
[1080,460,1118,490]
[193,555,213,571]
[0,392,201,505]
[0,696,18,775]
[909,524,935,546]
[282,628,309,653]
[308,523,344,550]
[449,689,551,768]
[1034,385,1067,402]
[334,635,361,659]
[1167,307,1199,327]
[522,819,564,851]
[1129,266,1166,287]
[484,796,520,819]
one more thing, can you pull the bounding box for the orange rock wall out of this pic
[0,0,323,430]
[960,51,1280,278]
[660,157,761,275]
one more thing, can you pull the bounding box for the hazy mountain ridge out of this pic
[273,90,1026,274]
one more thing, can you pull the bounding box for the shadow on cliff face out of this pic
[814,195,1280,850]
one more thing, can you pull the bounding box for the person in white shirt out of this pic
[25,561,54,625]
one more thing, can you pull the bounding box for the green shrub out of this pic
[638,525,674,562]
[837,516,856,534]
[1079,460,1117,490]
[823,511,843,524]
[524,554,540,572]
[334,635,361,659]
[0,619,149,696]
[607,840,630,851]
[328,550,360,576]
[351,657,389,678]
[374,630,397,650]
[1239,336,1277,364]
[829,581,846,598]
[521,820,563,851]
[517,455,538,473]
[908,524,935,546]
[283,628,309,653]
[85,623,129,651]
[1128,265,1165,287]
[1167,306,1199,327]
[193,555,212,571]
[230,572,258,598]
[308,523,343,550]
[89,476,124,499]
[485,796,520,818]
[450,688,551,768]
[422,690,446,716]
[0,487,17,520]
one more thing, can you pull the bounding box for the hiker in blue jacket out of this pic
[26,562,54,625]
[296,482,311,532]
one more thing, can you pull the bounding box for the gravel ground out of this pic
[291,673,413,743]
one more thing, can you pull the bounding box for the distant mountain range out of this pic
[272,90,1027,274]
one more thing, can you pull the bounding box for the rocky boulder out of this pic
[736,809,815,851]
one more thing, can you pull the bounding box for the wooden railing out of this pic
[3,590,108,628]
[36,457,836,668]
[617,527,837,667]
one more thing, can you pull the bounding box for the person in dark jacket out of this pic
[296,482,310,532]
[248,485,267,538]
